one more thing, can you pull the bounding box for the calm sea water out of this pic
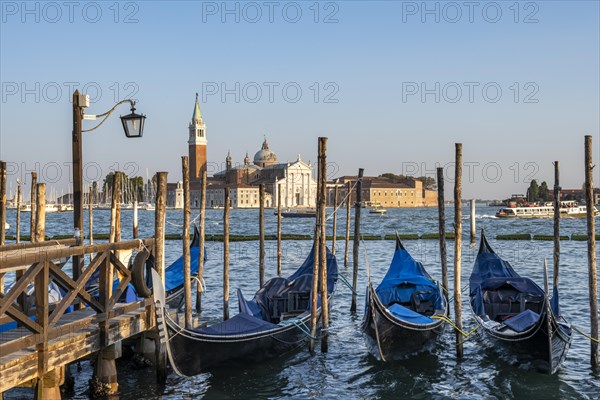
[3,205,600,399]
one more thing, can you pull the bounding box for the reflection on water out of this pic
[2,206,599,399]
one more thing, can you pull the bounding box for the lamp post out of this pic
[71,89,146,282]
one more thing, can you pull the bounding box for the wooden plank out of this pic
[0,239,148,270]
[0,262,43,316]
[48,256,105,322]
[0,304,153,392]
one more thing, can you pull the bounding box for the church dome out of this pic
[253,137,278,167]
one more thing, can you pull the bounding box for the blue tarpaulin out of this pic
[503,309,540,332]
[372,239,445,323]
[388,303,434,325]
[196,312,278,336]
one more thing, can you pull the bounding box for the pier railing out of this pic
[0,238,155,379]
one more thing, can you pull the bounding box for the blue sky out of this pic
[1,0,599,199]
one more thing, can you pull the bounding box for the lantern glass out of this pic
[120,109,146,138]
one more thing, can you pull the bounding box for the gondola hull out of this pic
[469,233,572,374]
[474,311,571,374]
[165,311,319,375]
[362,285,445,360]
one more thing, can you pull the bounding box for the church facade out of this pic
[167,96,317,209]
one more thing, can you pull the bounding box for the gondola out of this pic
[152,244,338,375]
[362,234,448,360]
[469,232,572,374]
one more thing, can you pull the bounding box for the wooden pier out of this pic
[0,238,158,398]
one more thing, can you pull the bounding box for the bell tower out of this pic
[189,93,207,181]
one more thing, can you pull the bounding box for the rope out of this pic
[431,315,479,338]
[572,325,600,344]
[336,273,358,295]
[286,317,317,340]
[165,213,202,228]
[192,276,206,293]
[325,180,359,222]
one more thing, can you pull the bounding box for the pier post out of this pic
[72,90,84,285]
[344,181,351,270]
[437,167,449,303]
[351,168,364,312]
[0,161,5,294]
[182,156,192,329]
[155,172,168,283]
[133,200,139,239]
[33,183,56,398]
[30,172,37,242]
[470,199,476,244]
[552,161,560,289]
[90,344,120,397]
[584,135,598,368]
[454,143,464,359]
[318,137,329,352]
[259,183,265,286]
[223,187,230,321]
[34,368,63,400]
[332,180,339,255]
[277,183,282,276]
[196,171,207,313]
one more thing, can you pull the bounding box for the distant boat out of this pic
[277,209,316,218]
[496,200,598,219]
[4,222,9,230]
[369,206,387,215]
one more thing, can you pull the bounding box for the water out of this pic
[2,206,600,399]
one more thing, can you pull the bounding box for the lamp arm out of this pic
[82,99,136,133]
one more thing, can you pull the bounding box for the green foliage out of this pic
[379,173,436,189]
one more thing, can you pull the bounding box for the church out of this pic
[167,96,317,209]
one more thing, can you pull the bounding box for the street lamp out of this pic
[71,89,146,282]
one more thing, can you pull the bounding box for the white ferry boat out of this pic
[496,201,599,218]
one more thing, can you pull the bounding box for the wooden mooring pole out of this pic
[437,167,449,303]
[223,187,230,321]
[196,171,207,313]
[332,180,339,255]
[30,171,37,242]
[259,183,265,287]
[16,181,21,243]
[182,156,192,329]
[344,181,351,270]
[454,143,464,359]
[351,168,364,312]
[309,141,323,354]
[155,172,168,283]
[470,199,476,244]
[318,137,329,352]
[553,161,560,289]
[277,183,282,276]
[154,171,168,384]
[108,172,121,301]
[584,135,598,369]
[133,200,139,239]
